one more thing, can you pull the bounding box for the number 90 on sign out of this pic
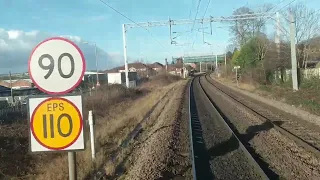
[29,96,84,151]
[28,37,86,95]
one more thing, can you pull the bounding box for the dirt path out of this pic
[121,80,192,180]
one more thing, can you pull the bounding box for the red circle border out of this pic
[30,97,83,150]
[28,37,86,95]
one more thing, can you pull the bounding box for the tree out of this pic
[226,51,233,63]
[231,50,241,66]
[281,3,320,68]
[229,5,271,47]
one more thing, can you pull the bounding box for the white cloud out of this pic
[8,30,22,39]
[60,35,82,43]
[0,28,122,74]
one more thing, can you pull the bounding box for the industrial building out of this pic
[107,72,138,88]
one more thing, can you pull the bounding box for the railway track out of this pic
[189,75,269,179]
[204,74,320,159]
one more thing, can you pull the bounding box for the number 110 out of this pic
[42,113,73,138]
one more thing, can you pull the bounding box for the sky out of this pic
[0,0,319,73]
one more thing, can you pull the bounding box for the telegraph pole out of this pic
[215,54,218,71]
[290,11,298,91]
[224,53,227,74]
[122,24,130,88]
[9,71,13,99]
[275,12,281,83]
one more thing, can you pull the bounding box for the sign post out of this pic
[233,66,240,87]
[28,37,86,180]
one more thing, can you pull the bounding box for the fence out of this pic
[273,68,320,82]
[0,105,27,125]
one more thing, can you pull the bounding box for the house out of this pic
[11,79,33,89]
[167,64,184,76]
[118,62,148,72]
[107,72,138,88]
[0,79,33,89]
[105,62,156,77]
[165,57,184,76]
[0,81,10,88]
[148,62,164,72]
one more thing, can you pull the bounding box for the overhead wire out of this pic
[267,0,289,13]
[276,0,297,12]
[190,0,202,31]
[189,0,194,19]
[192,0,211,48]
[190,0,203,48]
[186,0,202,50]
[97,0,170,55]
[202,0,211,18]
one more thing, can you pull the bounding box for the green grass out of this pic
[258,78,320,116]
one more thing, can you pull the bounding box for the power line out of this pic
[267,0,288,12]
[191,0,202,31]
[276,0,297,12]
[200,0,211,45]
[190,0,202,48]
[203,0,211,18]
[97,0,167,50]
[189,0,194,19]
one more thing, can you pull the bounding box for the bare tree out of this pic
[229,5,273,47]
[281,3,320,68]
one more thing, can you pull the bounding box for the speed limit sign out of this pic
[29,95,84,152]
[28,37,86,95]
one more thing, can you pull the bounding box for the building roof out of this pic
[0,81,10,88]
[104,62,149,73]
[12,79,32,89]
[2,79,32,84]
[167,63,183,71]
[84,71,105,75]
[148,62,164,68]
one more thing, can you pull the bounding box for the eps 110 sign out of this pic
[28,37,86,152]
[29,96,84,151]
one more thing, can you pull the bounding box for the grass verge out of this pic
[0,73,182,180]
[216,74,320,116]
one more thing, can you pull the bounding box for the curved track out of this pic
[189,75,269,180]
[204,74,320,159]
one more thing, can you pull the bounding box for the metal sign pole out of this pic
[68,152,77,180]
[236,68,239,87]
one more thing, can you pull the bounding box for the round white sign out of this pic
[28,37,86,95]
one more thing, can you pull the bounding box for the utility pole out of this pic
[94,43,100,88]
[224,53,227,74]
[215,54,218,71]
[122,24,130,88]
[290,11,298,91]
[275,12,281,83]
[9,71,13,99]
